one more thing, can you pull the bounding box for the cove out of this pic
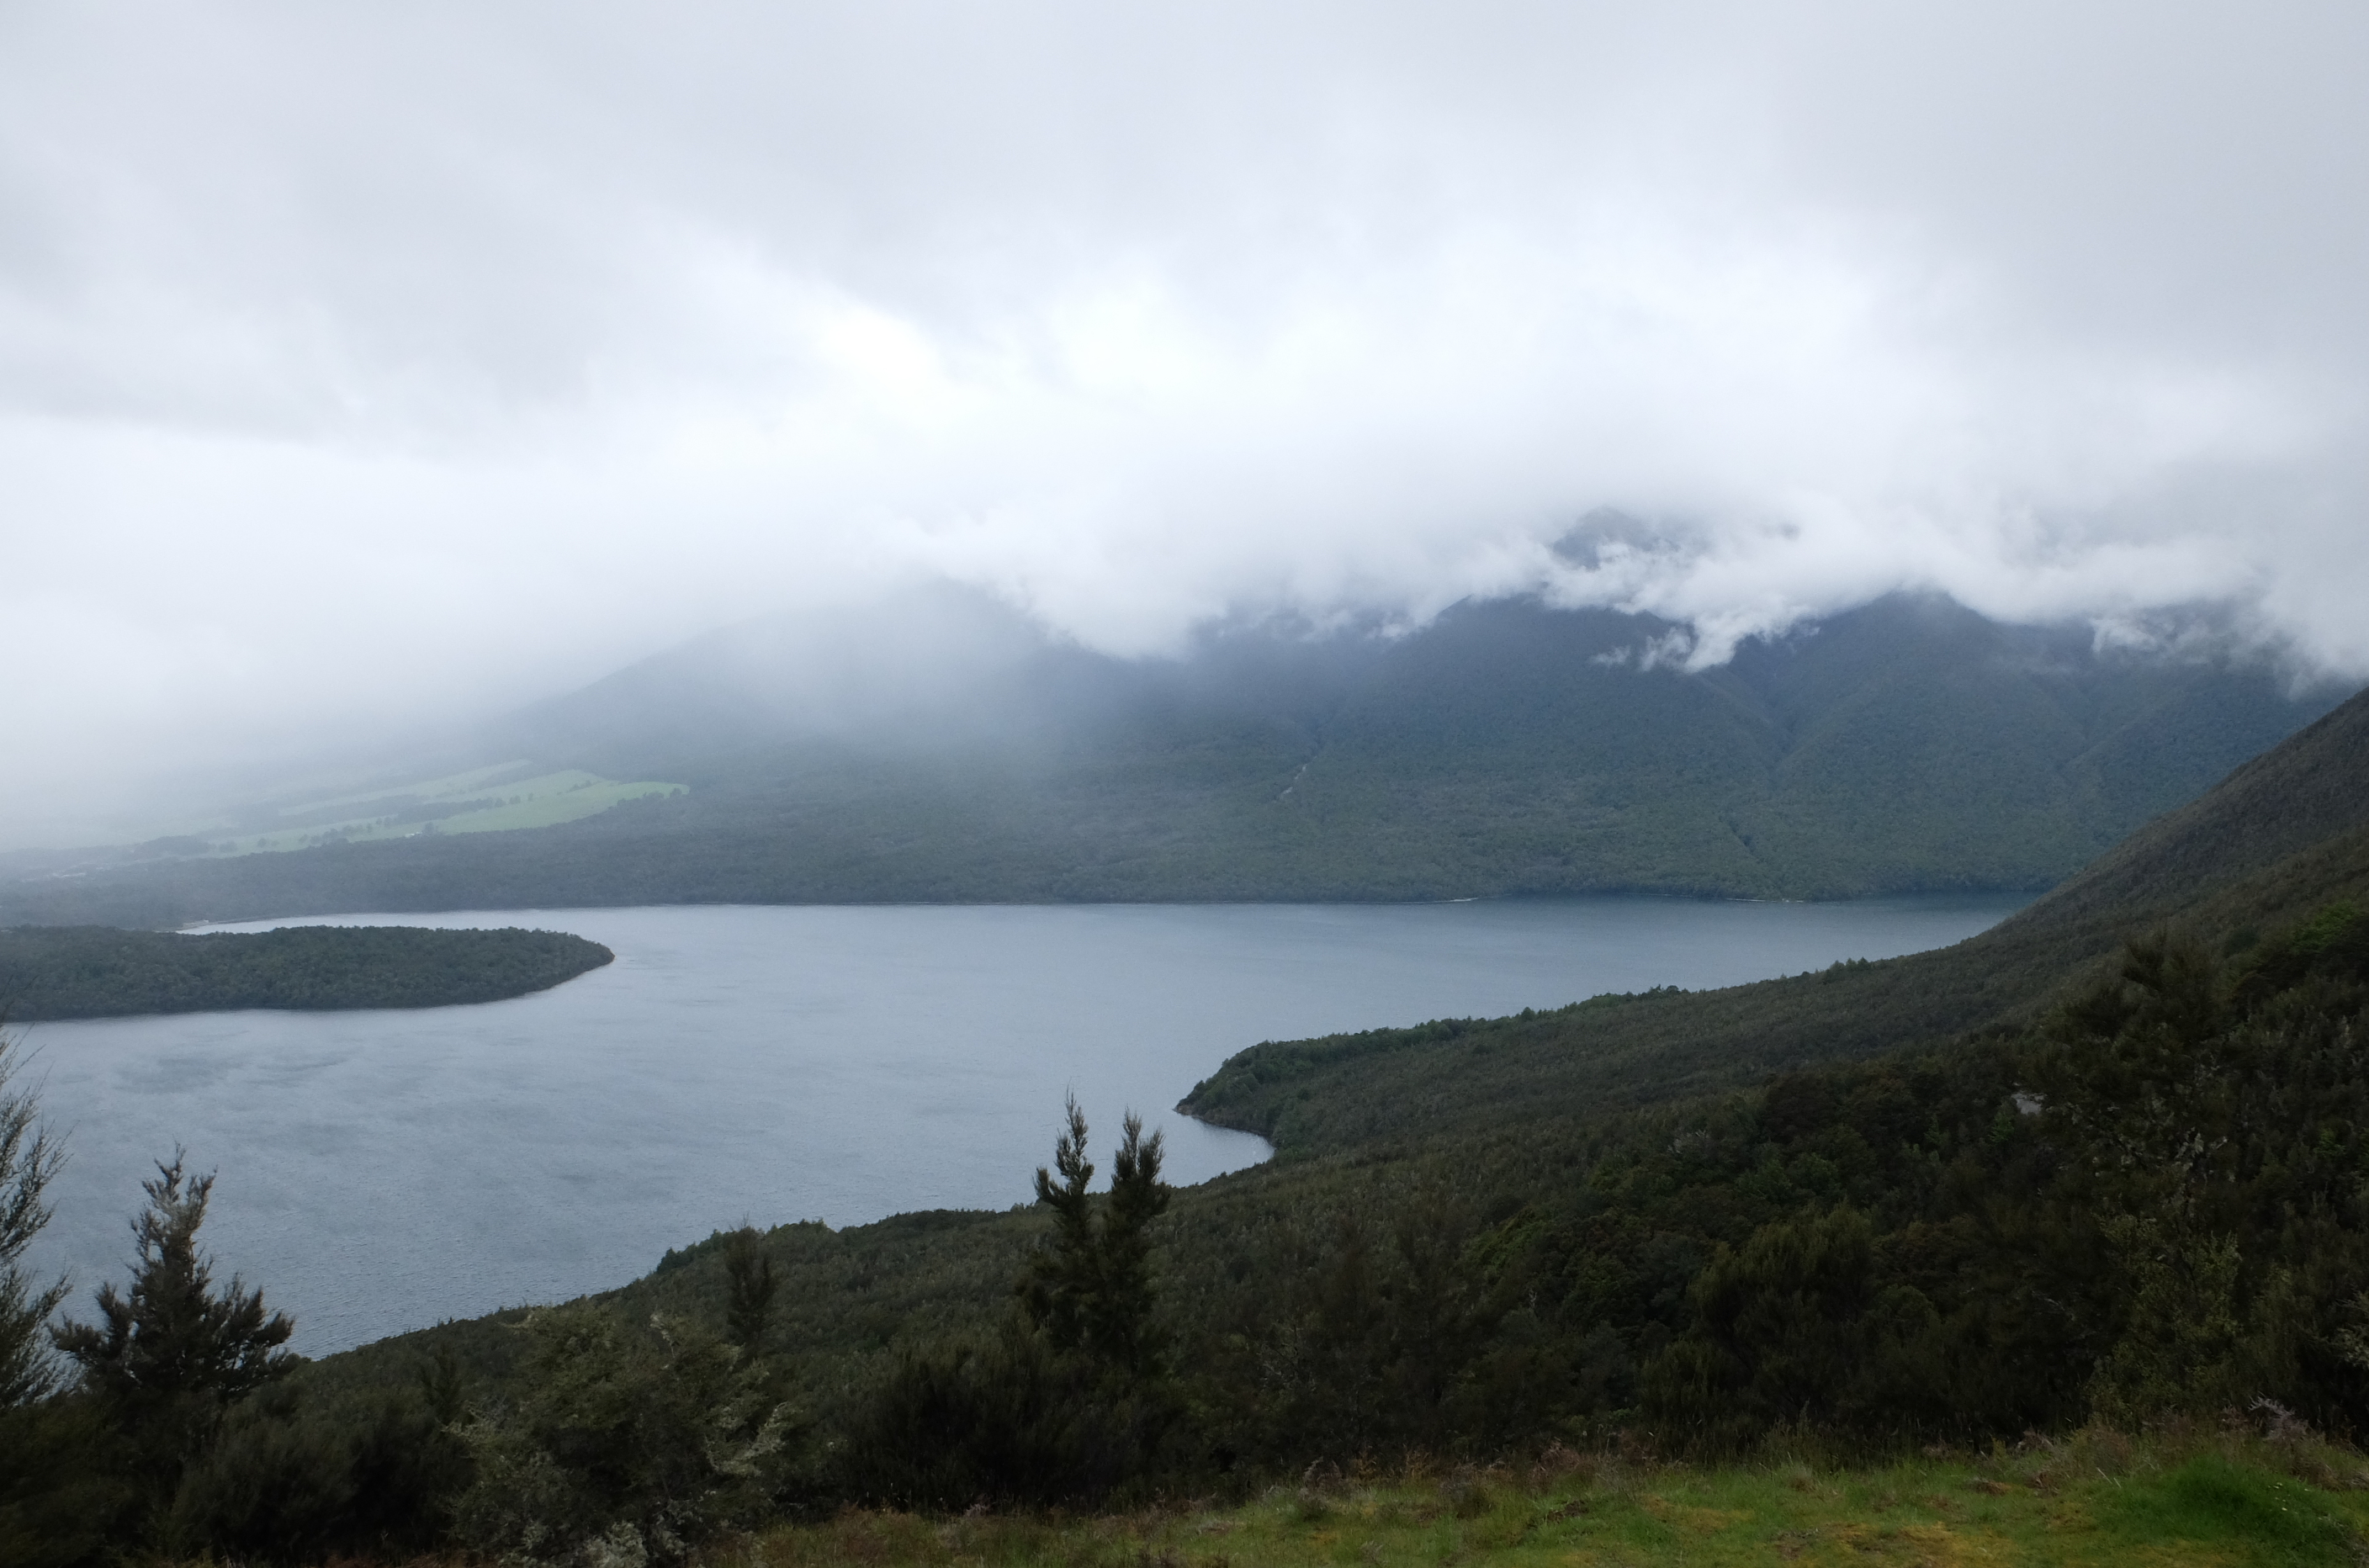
[21,894,2024,1354]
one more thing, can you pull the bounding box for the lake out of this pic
[19,894,2025,1354]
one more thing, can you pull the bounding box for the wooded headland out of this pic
[0,924,612,1020]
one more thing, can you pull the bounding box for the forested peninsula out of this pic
[0,924,611,1020]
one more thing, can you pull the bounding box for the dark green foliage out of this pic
[1191,1187,1498,1464]
[1139,903,2369,1463]
[835,1104,1181,1510]
[53,1154,299,1498]
[166,1381,467,1564]
[839,1329,1071,1509]
[2027,925,2369,1429]
[0,922,611,1019]
[0,1400,129,1567]
[0,1037,120,1566]
[1652,1205,1880,1441]
[1552,908,2369,1449]
[725,1225,780,1349]
[448,1301,793,1564]
[22,1157,477,1565]
[2233,899,2369,1006]
[1019,1099,1171,1379]
[834,1319,1180,1511]
[0,1034,65,1410]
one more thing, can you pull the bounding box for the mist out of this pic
[5,1,2366,842]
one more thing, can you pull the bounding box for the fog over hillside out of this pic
[4,3,2366,842]
[2,584,2349,924]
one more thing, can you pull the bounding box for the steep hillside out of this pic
[1179,681,2369,1156]
[1988,689,2369,939]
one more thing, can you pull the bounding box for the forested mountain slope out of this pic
[1180,681,2369,1155]
[1986,685,2369,938]
[3,592,2345,926]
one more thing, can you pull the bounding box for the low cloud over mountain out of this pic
[5,2,2366,838]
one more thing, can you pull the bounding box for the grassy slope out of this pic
[755,1440,2369,1568]
[229,776,687,854]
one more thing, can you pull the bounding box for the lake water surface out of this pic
[21,895,2024,1353]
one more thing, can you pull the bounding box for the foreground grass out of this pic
[743,1432,2369,1568]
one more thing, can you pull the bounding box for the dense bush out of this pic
[5,1150,465,1565]
[0,1037,122,1566]
[836,1103,1183,1509]
[169,1380,464,1563]
[1230,911,2369,1461]
[0,923,611,1019]
[448,1304,795,1564]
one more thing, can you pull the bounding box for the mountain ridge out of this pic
[2,591,2347,926]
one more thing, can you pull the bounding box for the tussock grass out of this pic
[738,1429,2369,1568]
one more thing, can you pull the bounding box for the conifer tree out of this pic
[0,1034,117,1568]
[53,1152,297,1490]
[723,1226,778,1349]
[0,1036,66,1409]
[1019,1097,1170,1379]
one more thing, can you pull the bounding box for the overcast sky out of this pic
[3,2,2365,838]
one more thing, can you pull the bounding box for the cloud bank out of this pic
[3,1,2366,836]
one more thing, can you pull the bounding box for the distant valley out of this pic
[3,588,2350,927]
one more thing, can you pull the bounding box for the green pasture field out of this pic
[276,759,550,817]
[215,769,686,855]
[751,1433,2369,1568]
[406,774,686,835]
